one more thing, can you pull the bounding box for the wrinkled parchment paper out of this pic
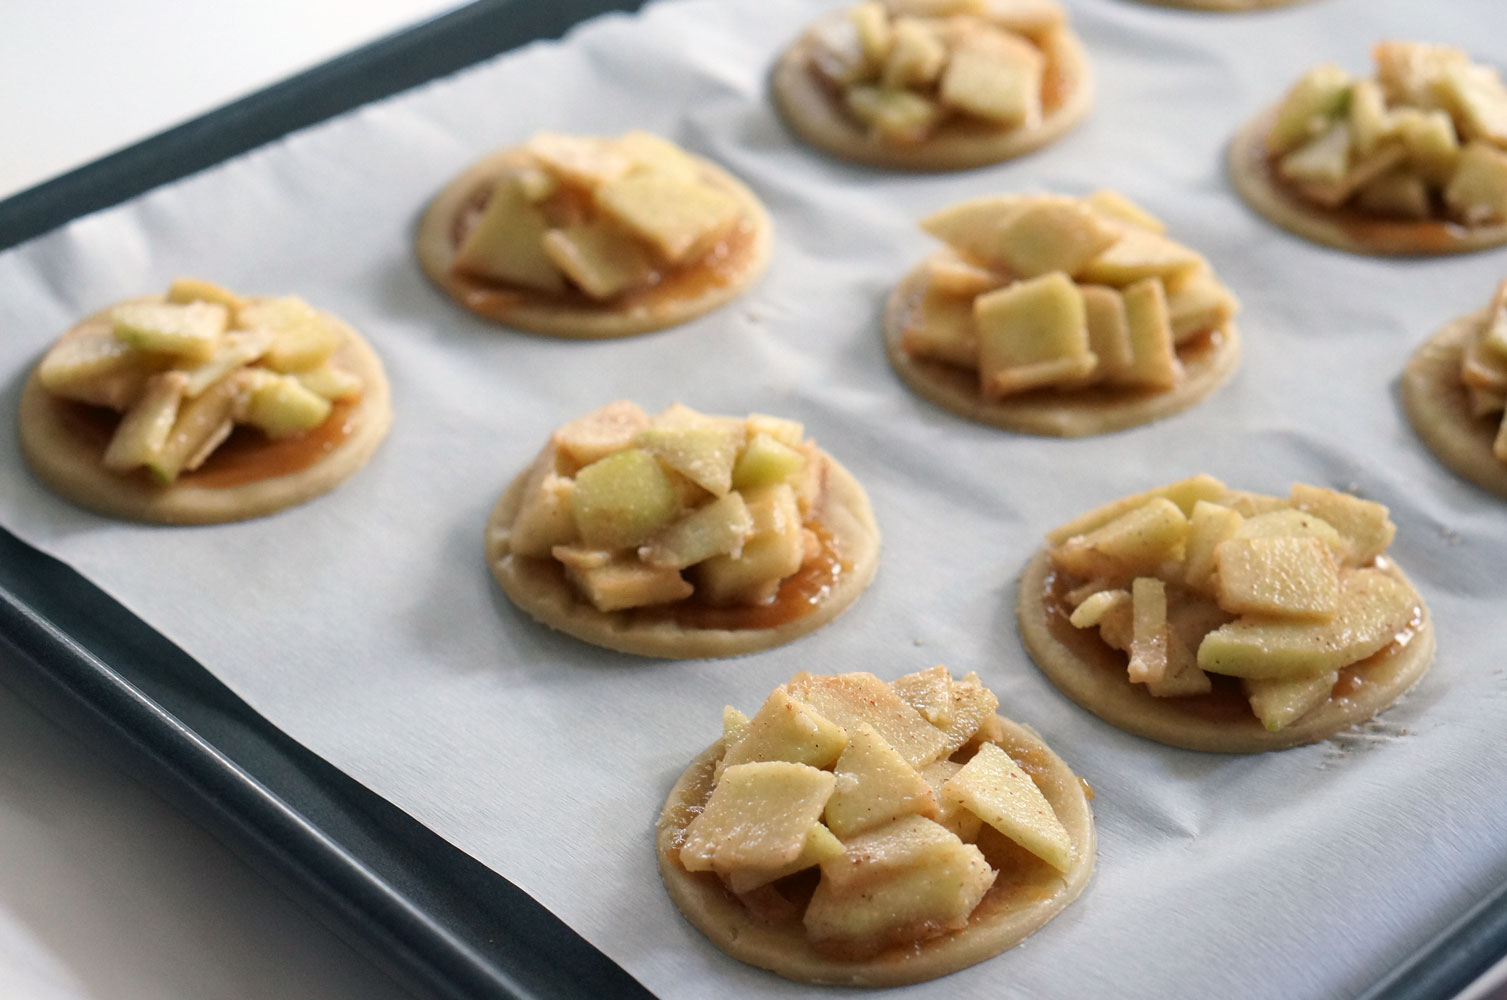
[3,1,1506,996]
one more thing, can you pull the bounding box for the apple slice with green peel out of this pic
[638,492,754,569]
[453,172,567,294]
[181,329,274,397]
[919,195,1027,269]
[112,301,227,364]
[1046,474,1227,547]
[695,482,804,605]
[102,372,186,472]
[1184,500,1244,591]
[992,200,1120,280]
[681,762,836,874]
[824,723,937,838]
[1199,567,1419,679]
[1076,227,1206,287]
[803,815,995,954]
[975,271,1094,397]
[1165,270,1238,344]
[942,742,1072,872]
[732,432,806,490]
[241,370,333,439]
[1245,672,1337,732]
[938,33,1042,129]
[569,448,679,550]
[552,400,650,469]
[541,219,656,301]
[1052,497,1189,581]
[1267,64,1353,156]
[1086,189,1165,234]
[560,553,692,611]
[509,470,577,558]
[148,375,245,482]
[724,823,845,894]
[166,277,244,315]
[1445,141,1507,226]
[1129,576,1169,684]
[788,671,950,768]
[881,17,946,90]
[1215,536,1340,621]
[1113,277,1181,390]
[238,296,342,374]
[901,284,979,369]
[636,412,743,498]
[593,169,740,265]
[721,685,849,774]
[1288,484,1395,567]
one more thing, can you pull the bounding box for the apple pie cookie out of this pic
[485,402,879,657]
[18,278,391,524]
[1229,42,1507,255]
[884,191,1241,435]
[771,0,1093,171]
[1017,476,1434,752]
[1402,279,1507,499]
[417,131,772,337]
[657,667,1094,986]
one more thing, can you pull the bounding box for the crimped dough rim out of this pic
[416,148,773,338]
[485,447,880,658]
[17,301,392,525]
[1402,308,1507,500]
[655,715,1095,986]
[882,256,1242,436]
[770,19,1093,171]
[1016,549,1435,753]
[1228,108,1507,256]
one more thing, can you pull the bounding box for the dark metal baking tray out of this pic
[0,2,1503,997]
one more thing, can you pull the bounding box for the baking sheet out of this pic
[2,1,1505,997]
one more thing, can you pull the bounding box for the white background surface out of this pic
[3,1,1507,999]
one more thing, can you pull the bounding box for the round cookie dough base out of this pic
[417,149,773,338]
[1228,110,1507,256]
[485,450,880,658]
[18,311,392,525]
[1402,309,1507,500]
[1016,550,1435,753]
[883,259,1242,436]
[771,24,1093,171]
[655,717,1095,986]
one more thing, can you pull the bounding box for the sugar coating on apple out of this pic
[656,667,1093,982]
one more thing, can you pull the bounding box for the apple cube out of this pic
[694,482,804,604]
[238,296,342,374]
[824,723,938,838]
[902,285,980,369]
[1077,227,1206,287]
[919,195,1027,268]
[1287,484,1395,567]
[636,408,743,498]
[679,761,836,873]
[846,85,940,143]
[1437,62,1507,147]
[942,742,1072,871]
[101,372,186,473]
[1184,500,1245,592]
[1111,277,1181,390]
[1045,474,1228,547]
[639,492,754,569]
[1086,189,1165,234]
[542,219,656,301]
[552,400,651,469]
[112,301,227,364]
[1373,40,1468,108]
[992,200,1121,280]
[732,432,807,491]
[1392,108,1462,186]
[1198,568,1419,679]
[721,685,849,773]
[560,554,692,611]
[1347,79,1391,157]
[975,271,1094,397]
[803,815,995,954]
[594,169,740,264]
[509,469,577,558]
[1244,672,1337,732]
[1165,270,1238,343]
[787,671,950,768]
[724,823,846,895]
[1267,64,1353,156]
[1127,576,1170,684]
[1214,536,1340,621]
[881,17,946,90]
[452,173,566,293]
[238,369,331,439]
[938,35,1043,129]
[1445,141,1507,226]
[1279,119,1354,194]
[1052,497,1189,581]
[569,448,679,549]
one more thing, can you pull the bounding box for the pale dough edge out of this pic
[416,149,772,338]
[882,258,1243,436]
[1401,309,1507,501]
[485,447,880,659]
[17,307,392,525]
[770,23,1093,172]
[1015,549,1435,753]
[655,715,1095,987]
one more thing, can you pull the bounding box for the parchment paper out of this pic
[3,1,1505,996]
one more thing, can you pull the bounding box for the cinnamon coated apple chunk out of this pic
[1016,476,1435,752]
[884,191,1242,435]
[417,131,772,337]
[484,402,879,657]
[656,667,1094,986]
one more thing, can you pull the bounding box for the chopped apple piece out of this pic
[542,219,656,300]
[112,301,227,364]
[453,173,567,293]
[851,2,893,66]
[1198,568,1419,679]
[722,706,752,746]
[926,254,1006,298]
[1267,64,1353,156]
[238,296,342,374]
[1348,79,1391,157]
[1373,40,1467,109]
[887,0,985,15]
[1234,508,1346,558]
[1165,270,1238,343]
[1436,62,1507,147]
[1146,631,1213,698]
[1086,189,1165,234]
[101,372,185,472]
[1393,108,1461,185]
[1128,577,1169,684]
[1113,277,1181,390]
[1051,497,1189,580]
[1444,141,1507,226]
[891,666,998,756]
[293,362,362,402]
[787,671,950,768]
[166,277,244,315]
[846,84,940,142]
[695,483,804,605]
[679,762,836,873]
[37,326,151,409]
[1288,484,1395,567]
[1214,536,1340,621]
[1184,500,1244,591]
[1245,672,1337,732]
[509,468,577,558]
[919,195,1027,267]
[569,448,679,550]
[639,492,754,569]
[975,271,1094,397]
[810,13,870,85]
[942,742,1072,871]
[724,823,846,894]
[150,375,244,482]
[594,170,740,264]
[824,723,937,837]
[992,199,1120,280]
[241,370,332,439]
[1044,474,1226,546]
[523,133,631,189]
[1077,227,1206,287]
[636,410,743,498]
[902,285,980,368]
[1278,120,1353,191]
[553,400,651,469]
[182,330,274,397]
[1069,588,1128,628]
[803,815,995,954]
[560,553,692,611]
[1295,141,1407,210]
[882,17,946,90]
[745,413,804,448]
[1078,285,1132,380]
[732,432,807,491]
[721,685,849,773]
[1355,170,1431,219]
[938,33,1042,129]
